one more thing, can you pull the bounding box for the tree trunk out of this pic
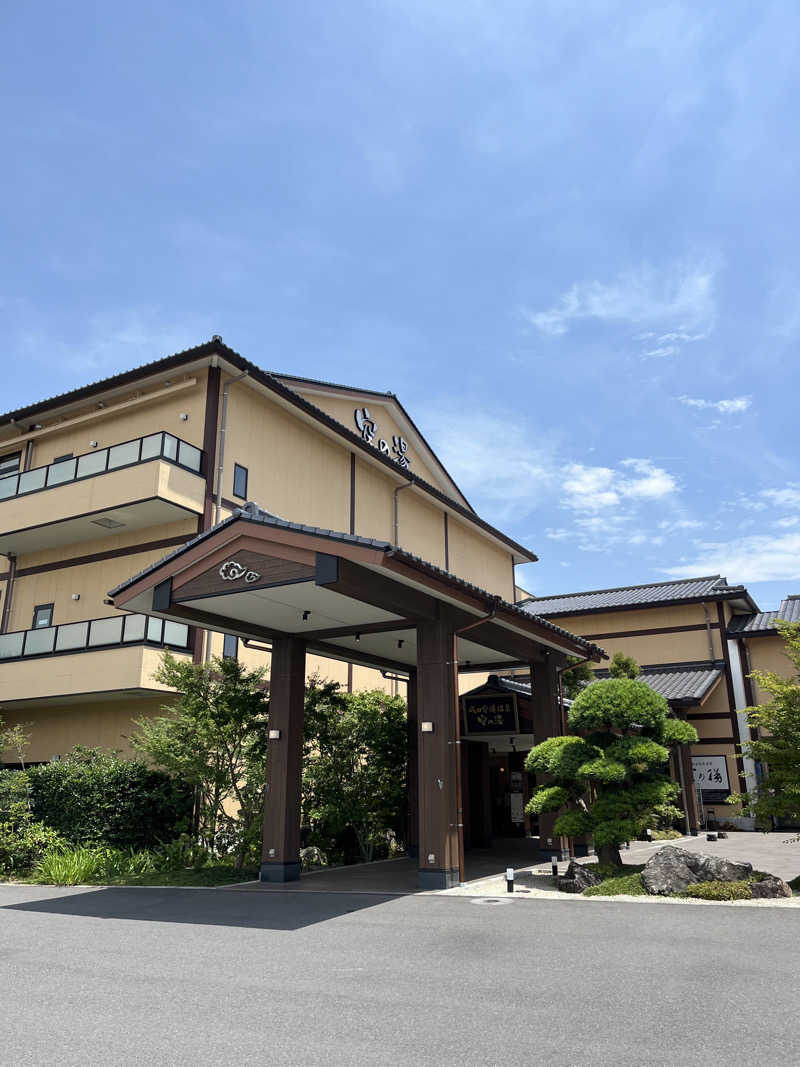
[597,843,623,867]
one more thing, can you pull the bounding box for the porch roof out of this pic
[110,503,605,674]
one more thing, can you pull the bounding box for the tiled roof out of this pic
[109,503,604,660]
[520,576,754,617]
[593,662,724,707]
[474,663,723,709]
[728,595,800,636]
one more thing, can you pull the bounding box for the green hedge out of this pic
[0,748,192,850]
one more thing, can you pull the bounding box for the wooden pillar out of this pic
[531,654,569,860]
[416,618,461,889]
[406,669,419,857]
[260,637,306,882]
[678,743,701,834]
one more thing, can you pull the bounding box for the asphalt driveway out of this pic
[1,883,798,1066]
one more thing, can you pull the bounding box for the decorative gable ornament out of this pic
[218,560,261,584]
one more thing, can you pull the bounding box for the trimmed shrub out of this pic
[684,879,752,901]
[4,748,193,849]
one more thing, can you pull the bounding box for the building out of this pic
[492,577,798,830]
[0,336,598,781]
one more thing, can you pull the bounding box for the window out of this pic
[32,604,54,629]
[0,452,21,478]
[233,463,248,499]
[223,633,238,660]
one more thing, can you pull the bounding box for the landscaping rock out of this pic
[643,845,759,896]
[749,875,792,899]
[691,853,752,883]
[641,846,696,895]
[557,861,601,894]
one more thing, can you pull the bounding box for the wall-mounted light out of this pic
[89,440,98,448]
[421,721,434,733]
[427,853,436,864]
[302,610,311,622]
[268,729,281,740]
[97,401,105,409]
[397,639,404,649]
[71,593,80,601]
[179,413,188,421]
[355,632,361,642]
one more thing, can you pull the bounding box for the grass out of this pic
[1,865,257,888]
[582,864,647,897]
[96,865,258,887]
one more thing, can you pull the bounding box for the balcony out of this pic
[0,613,192,707]
[0,432,205,554]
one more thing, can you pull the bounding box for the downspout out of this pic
[393,478,414,545]
[0,554,16,634]
[701,602,716,661]
[555,655,592,735]
[214,370,249,527]
[205,368,249,664]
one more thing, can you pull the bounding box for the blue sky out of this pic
[2,2,799,609]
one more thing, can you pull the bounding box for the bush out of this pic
[3,748,193,850]
[32,837,215,885]
[0,771,64,875]
[581,863,646,897]
[684,880,752,901]
[651,829,683,841]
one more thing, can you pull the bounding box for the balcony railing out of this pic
[0,432,203,501]
[0,613,190,661]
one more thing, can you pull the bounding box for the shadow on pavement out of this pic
[1,885,402,931]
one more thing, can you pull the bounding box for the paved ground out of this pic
[2,882,799,1066]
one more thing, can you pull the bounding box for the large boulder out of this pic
[690,853,752,883]
[749,875,792,899]
[557,861,601,894]
[641,846,696,896]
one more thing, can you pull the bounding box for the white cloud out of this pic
[776,516,800,528]
[678,395,752,414]
[562,458,677,511]
[664,533,800,583]
[761,485,800,509]
[525,260,716,344]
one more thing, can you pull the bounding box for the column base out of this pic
[259,861,301,883]
[417,868,460,890]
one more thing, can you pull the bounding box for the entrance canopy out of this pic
[110,503,604,674]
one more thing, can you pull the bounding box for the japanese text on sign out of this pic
[354,407,411,469]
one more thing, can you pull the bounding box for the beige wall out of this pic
[745,634,794,705]
[21,373,209,470]
[290,391,445,490]
[224,383,351,531]
[447,517,514,602]
[1,695,174,764]
[551,602,724,666]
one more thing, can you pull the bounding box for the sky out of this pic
[2,1,799,609]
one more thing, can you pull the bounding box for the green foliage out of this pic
[570,678,670,734]
[729,622,800,827]
[661,718,699,746]
[302,680,407,864]
[650,798,684,831]
[134,653,270,867]
[583,871,646,896]
[0,716,32,769]
[651,828,682,840]
[684,879,752,901]
[0,769,64,874]
[32,836,216,885]
[561,658,594,700]
[6,747,193,851]
[525,669,697,857]
[608,652,640,680]
[525,784,569,814]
